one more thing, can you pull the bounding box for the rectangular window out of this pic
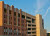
[32,25,36,27]
[14,18,16,22]
[32,19,35,23]
[22,15,25,19]
[4,20,6,23]
[18,13,20,17]
[32,28,36,30]
[14,23,16,25]
[28,28,31,30]
[14,12,16,16]
[14,28,16,33]
[4,8,7,13]
[32,35,36,36]
[26,16,31,19]
[18,24,20,26]
[32,32,36,34]
[4,27,5,32]
[26,20,31,23]
[28,32,31,34]
[9,10,11,14]
[28,24,31,26]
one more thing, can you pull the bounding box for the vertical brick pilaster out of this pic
[24,19,27,36]
[16,8,18,26]
[6,4,10,36]
[11,5,14,36]
[20,9,22,36]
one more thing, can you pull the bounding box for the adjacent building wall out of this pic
[36,14,47,36]
[0,1,4,35]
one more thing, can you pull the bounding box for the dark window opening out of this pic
[32,32,36,33]
[9,10,11,14]
[18,13,20,17]
[32,28,36,30]
[42,19,44,29]
[28,28,31,30]
[28,32,31,34]
[14,23,16,25]
[4,15,7,18]
[18,24,20,26]
[26,20,31,23]
[26,16,31,19]
[14,12,16,16]
[4,8,7,13]
[22,15,25,19]
[14,18,16,22]
[32,25,36,27]
[32,19,35,23]
[28,24,31,26]
[32,35,36,36]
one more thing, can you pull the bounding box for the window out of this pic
[18,33,21,35]
[28,32,31,34]
[4,21,6,23]
[4,32,5,34]
[28,28,31,30]
[14,28,16,33]
[4,27,5,29]
[4,20,6,23]
[42,19,44,29]
[6,27,7,29]
[26,20,31,23]
[4,8,7,13]
[18,13,20,17]
[32,32,36,34]
[22,33,24,36]
[4,15,6,18]
[14,12,16,16]
[11,22,12,24]
[32,25,36,27]
[9,17,12,20]
[28,24,31,26]
[18,29,20,31]
[4,27,7,34]
[22,15,25,19]
[18,24,20,26]
[14,18,16,22]
[9,10,11,14]
[4,15,7,18]
[18,19,20,22]
[32,19,35,23]
[32,28,36,30]
[32,35,36,36]
[9,21,12,25]
[4,27,5,32]
[14,23,16,25]
[9,33,12,35]
[6,32,7,34]
[26,16,31,19]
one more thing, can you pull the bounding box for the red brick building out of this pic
[0,1,47,36]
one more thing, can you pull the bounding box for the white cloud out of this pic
[43,7,50,17]
[35,0,49,15]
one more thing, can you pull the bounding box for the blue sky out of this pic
[0,0,50,32]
